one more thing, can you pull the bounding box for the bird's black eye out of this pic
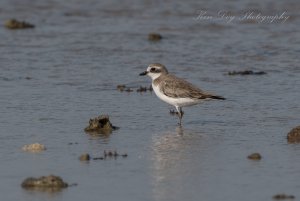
[150,68,156,72]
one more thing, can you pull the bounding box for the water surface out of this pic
[0,0,300,201]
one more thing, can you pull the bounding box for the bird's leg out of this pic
[175,106,184,125]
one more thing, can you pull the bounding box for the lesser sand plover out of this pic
[140,63,225,125]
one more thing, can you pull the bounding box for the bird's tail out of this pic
[208,95,226,100]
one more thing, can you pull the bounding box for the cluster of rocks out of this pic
[21,115,122,191]
[117,84,152,93]
[20,111,300,196]
[5,19,35,29]
[4,20,163,45]
[245,125,300,199]
[79,150,128,161]
[227,70,267,76]
[273,194,295,200]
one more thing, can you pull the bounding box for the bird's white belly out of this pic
[152,84,201,107]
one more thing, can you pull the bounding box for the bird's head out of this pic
[139,63,168,80]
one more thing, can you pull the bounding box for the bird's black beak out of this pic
[139,71,148,76]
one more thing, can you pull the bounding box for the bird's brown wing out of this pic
[160,74,214,99]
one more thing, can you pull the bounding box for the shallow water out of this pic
[1,0,300,200]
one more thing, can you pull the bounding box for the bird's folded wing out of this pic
[160,75,210,99]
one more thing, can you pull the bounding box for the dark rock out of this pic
[21,175,68,189]
[247,153,262,160]
[273,194,295,200]
[79,153,90,161]
[5,19,35,29]
[84,115,119,134]
[287,126,300,143]
[228,70,266,76]
[148,33,162,41]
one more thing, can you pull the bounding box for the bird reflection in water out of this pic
[151,126,205,201]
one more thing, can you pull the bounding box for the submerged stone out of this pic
[273,194,295,200]
[84,115,118,134]
[148,33,162,41]
[21,175,68,189]
[287,126,300,143]
[5,19,35,29]
[247,153,262,160]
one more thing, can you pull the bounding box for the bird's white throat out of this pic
[147,72,162,80]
